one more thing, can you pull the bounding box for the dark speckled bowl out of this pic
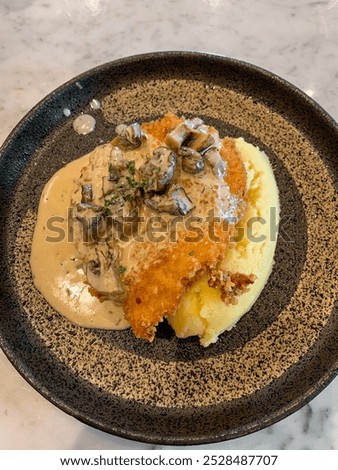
[0,52,337,445]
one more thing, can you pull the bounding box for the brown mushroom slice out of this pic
[85,247,125,304]
[75,203,108,243]
[81,184,93,203]
[145,185,194,215]
[184,117,204,129]
[165,119,215,154]
[205,147,227,180]
[179,146,205,174]
[140,146,176,193]
[184,129,215,154]
[106,146,128,184]
[114,122,146,149]
[113,199,142,237]
[165,123,191,152]
[110,146,126,166]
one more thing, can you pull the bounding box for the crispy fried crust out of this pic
[220,138,247,197]
[142,113,183,142]
[208,270,256,305]
[124,224,236,341]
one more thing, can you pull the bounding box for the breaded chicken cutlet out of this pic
[121,115,251,341]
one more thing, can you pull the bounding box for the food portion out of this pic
[30,114,279,346]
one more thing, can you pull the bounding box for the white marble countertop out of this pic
[0,0,337,450]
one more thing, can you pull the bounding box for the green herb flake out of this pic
[123,193,135,202]
[104,194,119,206]
[189,251,195,256]
[126,160,136,176]
[119,265,127,274]
[126,176,138,188]
[139,178,149,190]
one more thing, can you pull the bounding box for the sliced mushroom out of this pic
[75,203,108,243]
[115,122,145,149]
[165,119,215,154]
[110,146,125,166]
[76,202,104,214]
[184,117,204,129]
[179,146,205,174]
[81,184,93,203]
[184,129,215,154]
[106,146,128,184]
[102,176,115,196]
[145,185,194,215]
[85,247,125,303]
[140,146,176,193]
[165,122,191,152]
[205,147,227,180]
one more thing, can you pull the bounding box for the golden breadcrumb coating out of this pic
[121,114,249,341]
[124,224,236,341]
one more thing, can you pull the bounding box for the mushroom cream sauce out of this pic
[30,114,279,346]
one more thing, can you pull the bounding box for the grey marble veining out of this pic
[0,0,337,450]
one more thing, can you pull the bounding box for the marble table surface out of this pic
[0,0,337,450]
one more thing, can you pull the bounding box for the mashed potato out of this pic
[168,138,279,346]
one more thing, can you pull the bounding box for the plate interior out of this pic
[0,52,337,445]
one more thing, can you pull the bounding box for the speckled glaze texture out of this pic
[0,53,337,445]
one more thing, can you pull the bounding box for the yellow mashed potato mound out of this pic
[168,138,279,346]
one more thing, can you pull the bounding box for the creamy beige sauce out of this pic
[30,154,129,329]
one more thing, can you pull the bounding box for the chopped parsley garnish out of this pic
[104,160,157,210]
[140,177,155,191]
[119,265,127,274]
[139,178,149,191]
[126,160,136,176]
[125,175,139,188]
[104,194,119,206]
[123,193,135,202]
